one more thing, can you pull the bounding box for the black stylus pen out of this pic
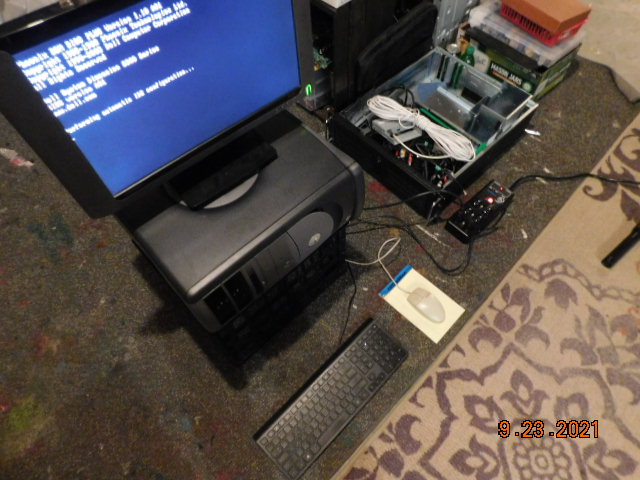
[602,223,640,268]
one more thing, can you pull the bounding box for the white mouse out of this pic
[406,287,446,323]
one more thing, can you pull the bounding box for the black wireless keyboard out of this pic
[255,319,407,479]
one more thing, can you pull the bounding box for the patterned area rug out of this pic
[333,115,640,479]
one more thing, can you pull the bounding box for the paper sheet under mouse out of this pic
[380,265,465,343]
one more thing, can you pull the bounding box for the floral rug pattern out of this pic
[333,119,640,479]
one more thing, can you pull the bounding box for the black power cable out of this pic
[509,172,640,191]
[349,172,640,278]
[337,171,640,345]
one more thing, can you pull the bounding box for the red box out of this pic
[501,0,590,46]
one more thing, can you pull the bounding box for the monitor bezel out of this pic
[0,0,313,218]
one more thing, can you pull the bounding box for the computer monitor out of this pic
[0,0,313,217]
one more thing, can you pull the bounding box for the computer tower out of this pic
[305,0,436,110]
[132,112,365,361]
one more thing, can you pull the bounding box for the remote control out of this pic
[445,180,513,243]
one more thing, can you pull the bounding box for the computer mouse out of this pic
[406,287,446,323]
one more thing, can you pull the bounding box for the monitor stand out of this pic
[166,129,278,210]
[198,174,258,209]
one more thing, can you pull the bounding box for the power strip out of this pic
[445,179,513,243]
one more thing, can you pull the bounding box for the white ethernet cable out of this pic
[367,95,476,162]
[346,237,412,294]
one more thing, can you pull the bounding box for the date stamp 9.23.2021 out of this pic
[498,420,599,439]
